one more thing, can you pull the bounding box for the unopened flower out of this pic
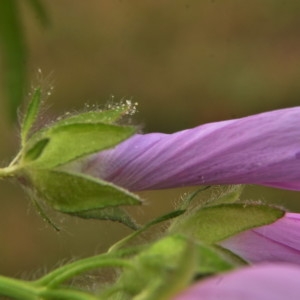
[83,107,300,191]
[220,212,300,264]
[173,263,300,300]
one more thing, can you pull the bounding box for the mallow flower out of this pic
[173,263,300,300]
[83,107,300,191]
[220,212,300,264]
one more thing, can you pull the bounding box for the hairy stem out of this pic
[0,164,20,178]
[38,288,99,300]
[35,253,134,288]
[0,275,38,300]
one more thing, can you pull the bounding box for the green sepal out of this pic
[23,138,49,162]
[27,169,142,213]
[135,238,197,300]
[211,185,244,205]
[108,210,185,252]
[211,244,248,268]
[194,242,242,275]
[20,87,42,144]
[69,207,139,230]
[104,235,195,299]
[30,190,61,231]
[55,104,135,127]
[179,185,243,211]
[178,186,211,210]
[24,122,135,168]
[104,234,236,299]
[169,203,284,244]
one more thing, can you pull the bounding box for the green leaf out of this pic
[0,0,26,121]
[27,169,142,213]
[21,88,42,144]
[169,203,284,244]
[26,0,49,27]
[69,207,139,230]
[24,122,135,168]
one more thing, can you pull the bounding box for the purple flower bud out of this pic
[173,263,300,300]
[220,213,300,264]
[84,107,300,191]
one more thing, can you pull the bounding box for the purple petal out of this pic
[173,263,300,300]
[84,107,300,191]
[220,213,300,264]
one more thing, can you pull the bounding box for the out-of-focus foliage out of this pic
[0,0,26,120]
[26,0,49,27]
[0,0,47,121]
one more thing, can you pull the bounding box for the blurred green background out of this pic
[0,0,299,277]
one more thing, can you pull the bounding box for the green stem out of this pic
[0,275,38,300]
[0,164,20,178]
[35,254,134,288]
[108,226,148,253]
[0,253,136,299]
[108,209,185,253]
[98,286,125,300]
[0,274,98,300]
[39,288,98,300]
